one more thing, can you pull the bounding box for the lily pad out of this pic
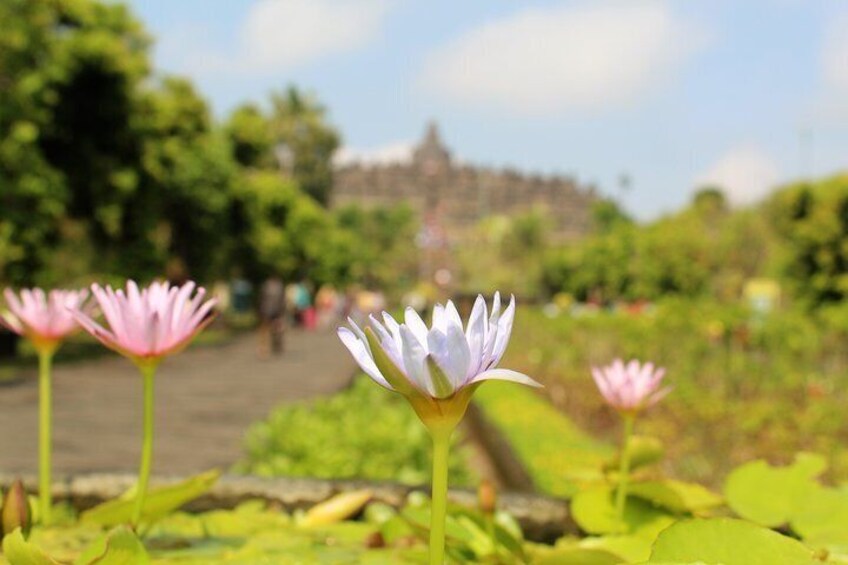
[648,518,818,565]
[570,485,675,537]
[629,480,722,514]
[81,470,220,527]
[724,453,825,527]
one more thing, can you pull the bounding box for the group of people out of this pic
[253,278,388,358]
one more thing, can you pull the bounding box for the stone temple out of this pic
[331,122,597,240]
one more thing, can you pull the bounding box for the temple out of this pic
[331,122,597,239]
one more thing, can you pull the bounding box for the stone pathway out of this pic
[0,330,355,475]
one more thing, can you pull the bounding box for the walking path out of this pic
[0,330,355,475]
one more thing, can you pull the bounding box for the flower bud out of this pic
[478,479,497,515]
[2,480,31,538]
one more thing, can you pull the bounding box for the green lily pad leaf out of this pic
[571,485,675,536]
[790,484,848,545]
[629,480,723,514]
[1,528,61,565]
[81,469,220,527]
[605,435,665,472]
[579,534,653,563]
[648,518,819,564]
[75,526,149,565]
[379,514,414,543]
[299,489,372,527]
[200,503,289,538]
[724,453,825,527]
[534,546,623,564]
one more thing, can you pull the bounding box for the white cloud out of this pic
[334,141,414,167]
[420,1,706,116]
[168,0,393,76]
[694,145,781,206]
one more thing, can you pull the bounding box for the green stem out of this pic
[38,349,54,526]
[614,413,635,520]
[429,427,452,565]
[132,364,157,527]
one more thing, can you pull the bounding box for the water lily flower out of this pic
[339,293,540,427]
[71,281,217,367]
[592,358,670,414]
[70,280,216,527]
[1,288,89,352]
[338,293,540,565]
[591,358,670,521]
[1,287,89,525]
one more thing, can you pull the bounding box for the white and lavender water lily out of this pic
[591,358,671,521]
[339,293,540,425]
[338,293,540,565]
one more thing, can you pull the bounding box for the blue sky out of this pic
[128,0,848,219]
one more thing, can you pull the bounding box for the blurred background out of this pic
[2,0,847,493]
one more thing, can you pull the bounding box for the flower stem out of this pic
[132,364,157,527]
[429,427,452,565]
[614,413,635,521]
[37,349,54,526]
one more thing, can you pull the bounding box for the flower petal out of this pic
[470,368,543,388]
[399,324,434,395]
[489,294,516,367]
[337,328,392,390]
[465,295,487,374]
[404,307,430,349]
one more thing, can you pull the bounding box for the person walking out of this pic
[258,276,286,358]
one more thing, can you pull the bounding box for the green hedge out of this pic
[474,382,612,497]
[236,377,475,485]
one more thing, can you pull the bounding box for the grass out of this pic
[474,381,613,497]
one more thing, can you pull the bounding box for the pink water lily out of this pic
[1,288,89,348]
[592,359,670,413]
[70,280,217,364]
[338,293,541,400]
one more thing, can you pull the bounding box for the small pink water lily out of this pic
[592,359,670,413]
[1,287,90,525]
[71,280,217,365]
[338,293,541,402]
[70,280,217,527]
[1,288,89,349]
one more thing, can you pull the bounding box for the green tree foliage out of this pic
[0,0,90,284]
[35,0,150,248]
[769,175,848,306]
[230,171,339,283]
[543,188,779,302]
[333,205,420,291]
[269,87,340,205]
[0,0,363,290]
[455,210,552,296]
[591,198,634,234]
[131,77,236,281]
[223,103,275,169]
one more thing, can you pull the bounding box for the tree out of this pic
[269,87,340,205]
[229,171,334,282]
[130,77,237,281]
[592,198,633,234]
[0,0,72,284]
[224,103,275,169]
[769,175,848,306]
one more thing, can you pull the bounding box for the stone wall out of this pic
[332,162,596,240]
